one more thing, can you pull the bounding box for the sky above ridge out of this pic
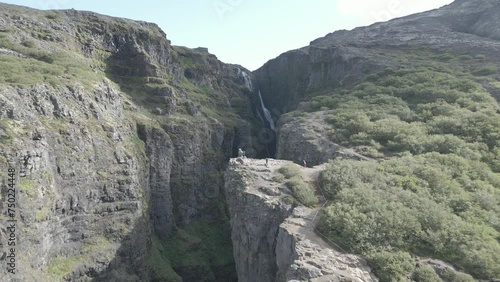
[2,0,453,70]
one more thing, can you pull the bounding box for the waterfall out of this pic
[238,68,275,131]
[238,68,253,91]
[258,90,276,131]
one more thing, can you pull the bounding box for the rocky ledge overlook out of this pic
[224,158,376,282]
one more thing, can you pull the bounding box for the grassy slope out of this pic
[295,48,500,281]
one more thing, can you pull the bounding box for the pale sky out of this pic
[1,0,453,70]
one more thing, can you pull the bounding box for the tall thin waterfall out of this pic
[258,90,276,131]
[238,68,276,131]
[238,68,253,92]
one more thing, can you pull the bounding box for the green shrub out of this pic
[45,12,60,20]
[21,39,36,48]
[147,237,182,282]
[318,155,500,279]
[316,66,500,170]
[412,265,443,282]
[278,164,302,179]
[162,218,237,282]
[319,159,384,199]
[367,251,415,282]
[272,174,285,183]
[285,177,318,207]
[458,55,473,61]
[432,53,455,62]
[472,66,497,76]
[475,54,486,61]
[440,268,475,282]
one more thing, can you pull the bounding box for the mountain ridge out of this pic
[0,0,499,281]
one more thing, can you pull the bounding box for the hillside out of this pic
[253,0,500,281]
[0,0,499,281]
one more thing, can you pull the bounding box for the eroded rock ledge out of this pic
[224,158,377,282]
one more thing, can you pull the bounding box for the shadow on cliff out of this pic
[89,204,238,282]
[102,52,170,114]
[90,215,152,281]
[89,49,240,281]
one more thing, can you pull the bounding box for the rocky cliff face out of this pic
[276,111,370,166]
[0,3,254,281]
[224,158,377,282]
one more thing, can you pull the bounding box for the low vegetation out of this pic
[278,164,318,207]
[412,265,443,282]
[311,64,500,172]
[0,32,101,87]
[306,50,500,281]
[317,152,500,280]
[160,218,237,282]
[147,236,182,282]
[47,255,88,281]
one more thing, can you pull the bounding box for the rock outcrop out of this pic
[276,111,370,167]
[224,158,377,282]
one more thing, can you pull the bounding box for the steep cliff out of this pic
[0,3,255,281]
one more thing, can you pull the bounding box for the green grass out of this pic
[182,219,235,267]
[0,119,15,144]
[159,217,237,281]
[18,178,37,198]
[81,236,112,253]
[35,207,51,222]
[47,255,88,280]
[0,33,102,87]
[147,236,182,282]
